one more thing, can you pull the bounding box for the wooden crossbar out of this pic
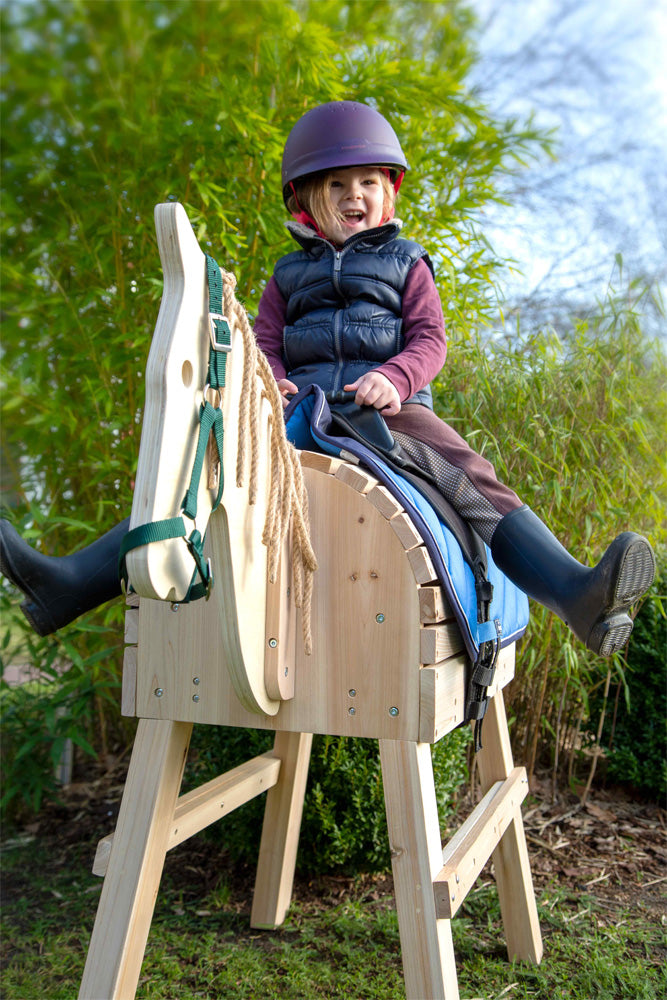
[93,752,282,877]
[432,765,529,919]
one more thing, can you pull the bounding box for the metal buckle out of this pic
[209,313,232,352]
[205,558,214,600]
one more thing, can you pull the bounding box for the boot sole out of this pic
[613,535,655,607]
[589,616,634,657]
[586,535,655,656]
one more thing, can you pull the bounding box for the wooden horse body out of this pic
[80,204,542,1000]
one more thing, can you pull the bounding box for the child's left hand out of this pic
[344,372,401,416]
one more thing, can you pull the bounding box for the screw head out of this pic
[154,688,164,698]
[348,707,356,716]
[375,613,385,623]
[193,677,200,685]
[192,694,200,703]
[171,603,180,613]
[389,706,399,717]
[268,638,278,648]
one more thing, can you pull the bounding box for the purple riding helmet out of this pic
[281,100,408,206]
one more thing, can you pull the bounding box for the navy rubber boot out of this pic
[491,506,655,656]
[0,518,129,636]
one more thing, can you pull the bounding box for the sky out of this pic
[470,0,667,332]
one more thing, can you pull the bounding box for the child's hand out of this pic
[277,378,299,408]
[344,373,401,416]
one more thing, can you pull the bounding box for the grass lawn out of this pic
[1,777,665,1000]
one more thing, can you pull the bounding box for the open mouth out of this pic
[341,210,365,224]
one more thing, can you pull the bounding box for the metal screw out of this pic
[348,707,356,716]
[376,613,385,623]
[348,689,356,698]
[193,677,200,685]
[154,688,164,698]
[192,694,200,703]
[268,638,278,648]
[389,706,399,717]
[171,603,180,613]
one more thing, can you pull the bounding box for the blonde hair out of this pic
[287,168,396,234]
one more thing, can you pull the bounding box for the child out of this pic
[0,101,655,655]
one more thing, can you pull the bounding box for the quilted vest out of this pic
[273,221,434,408]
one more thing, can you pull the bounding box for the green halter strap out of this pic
[119,255,232,603]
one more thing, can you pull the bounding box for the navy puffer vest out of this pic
[273,221,434,408]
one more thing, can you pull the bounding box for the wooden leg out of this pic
[475,692,543,963]
[380,739,459,1000]
[250,730,313,929]
[79,718,193,1000]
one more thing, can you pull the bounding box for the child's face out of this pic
[323,166,386,244]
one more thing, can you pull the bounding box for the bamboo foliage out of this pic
[433,284,666,785]
[1,0,663,810]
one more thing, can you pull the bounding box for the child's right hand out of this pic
[277,378,299,408]
[344,372,401,416]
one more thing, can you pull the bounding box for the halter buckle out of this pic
[209,313,232,352]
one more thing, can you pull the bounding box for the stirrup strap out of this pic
[119,255,231,603]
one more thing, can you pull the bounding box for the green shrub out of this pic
[0,590,126,826]
[186,724,472,874]
[588,566,666,799]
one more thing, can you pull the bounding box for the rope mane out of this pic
[220,270,317,654]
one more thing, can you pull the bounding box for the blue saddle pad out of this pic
[284,385,529,662]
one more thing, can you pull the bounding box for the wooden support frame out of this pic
[79,719,193,1000]
[81,495,541,1000]
[474,691,543,964]
[79,202,540,998]
[432,765,529,919]
[380,739,461,1000]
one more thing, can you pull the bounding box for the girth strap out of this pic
[325,392,501,748]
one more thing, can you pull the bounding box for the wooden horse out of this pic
[79,204,542,1000]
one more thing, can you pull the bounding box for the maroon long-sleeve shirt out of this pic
[254,257,447,403]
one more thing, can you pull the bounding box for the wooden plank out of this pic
[299,451,343,476]
[121,646,137,719]
[432,767,529,918]
[93,752,282,876]
[389,513,423,552]
[251,731,313,929]
[419,643,516,744]
[127,202,279,717]
[124,607,139,647]
[418,585,454,624]
[406,546,438,585]
[419,657,467,743]
[475,691,543,964]
[264,526,296,701]
[380,740,460,1000]
[135,469,423,741]
[79,719,193,1000]
[420,623,465,665]
[334,463,377,494]
[487,643,516,698]
[367,484,404,520]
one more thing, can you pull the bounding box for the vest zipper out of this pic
[332,249,345,391]
[332,248,343,296]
